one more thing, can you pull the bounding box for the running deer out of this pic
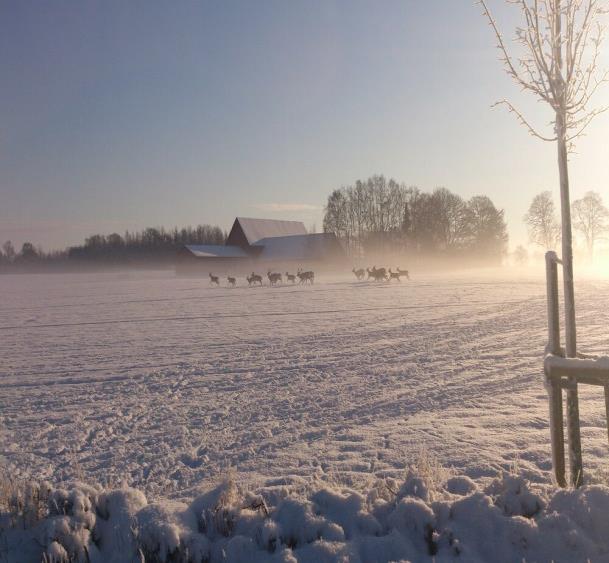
[297,269,315,284]
[227,276,236,287]
[209,273,220,286]
[352,267,365,281]
[388,269,401,282]
[285,272,296,283]
[267,271,282,286]
[366,266,387,282]
[397,268,410,280]
[247,272,263,286]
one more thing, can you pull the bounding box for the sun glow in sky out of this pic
[1,0,609,251]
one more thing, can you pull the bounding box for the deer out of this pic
[297,268,315,284]
[397,268,410,280]
[247,272,263,286]
[285,272,296,283]
[209,273,220,286]
[227,276,236,287]
[267,270,282,286]
[388,269,401,282]
[352,267,365,281]
[366,266,387,282]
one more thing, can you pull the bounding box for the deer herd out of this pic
[208,265,410,287]
[352,266,410,282]
[209,269,315,287]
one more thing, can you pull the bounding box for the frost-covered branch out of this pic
[492,98,558,140]
[479,0,608,149]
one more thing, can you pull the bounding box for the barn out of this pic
[176,217,346,275]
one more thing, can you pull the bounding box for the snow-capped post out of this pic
[480,0,608,488]
[545,252,561,357]
[545,251,566,486]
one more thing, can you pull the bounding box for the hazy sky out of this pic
[1,1,608,251]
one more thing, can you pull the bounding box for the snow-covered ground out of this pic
[3,269,609,561]
[2,269,609,500]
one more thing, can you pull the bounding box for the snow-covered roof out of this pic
[257,233,343,260]
[184,245,249,258]
[234,217,307,246]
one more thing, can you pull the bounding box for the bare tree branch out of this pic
[493,99,559,139]
[479,0,607,149]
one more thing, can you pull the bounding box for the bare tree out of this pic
[572,190,609,257]
[2,240,16,262]
[467,195,509,256]
[480,0,608,361]
[524,191,561,248]
[323,179,508,259]
[514,244,529,264]
[431,187,473,250]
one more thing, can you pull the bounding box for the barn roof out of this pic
[257,233,344,260]
[232,217,307,246]
[184,245,249,258]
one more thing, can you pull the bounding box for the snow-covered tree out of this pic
[572,191,609,258]
[514,244,529,265]
[524,191,561,249]
[467,195,509,256]
[2,240,16,262]
[480,0,608,359]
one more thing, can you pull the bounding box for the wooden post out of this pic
[566,387,583,487]
[545,251,566,486]
[604,382,609,447]
[549,379,566,487]
[546,252,561,356]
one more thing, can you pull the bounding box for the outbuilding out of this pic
[176,217,346,275]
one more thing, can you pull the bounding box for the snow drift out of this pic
[3,470,609,562]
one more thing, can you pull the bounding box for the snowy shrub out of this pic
[387,496,437,555]
[274,497,345,548]
[311,488,381,539]
[255,518,280,552]
[397,470,430,503]
[191,479,240,540]
[445,475,477,496]
[135,503,183,561]
[485,473,545,518]
[395,451,451,504]
[42,541,70,563]
[0,475,51,528]
[547,484,609,550]
[222,535,258,562]
[4,471,609,562]
[410,450,451,501]
[364,477,400,507]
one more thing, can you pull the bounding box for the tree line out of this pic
[523,190,608,260]
[322,175,508,261]
[0,224,226,271]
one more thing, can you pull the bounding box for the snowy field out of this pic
[4,269,609,561]
[2,269,609,500]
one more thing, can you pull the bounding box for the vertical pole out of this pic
[566,385,583,487]
[545,251,566,486]
[550,380,566,487]
[545,252,561,356]
[604,382,609,447]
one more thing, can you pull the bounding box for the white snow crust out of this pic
[2,269,609,561]
[4,472,609,562]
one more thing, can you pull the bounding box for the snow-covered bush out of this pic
[2,469,609,562]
